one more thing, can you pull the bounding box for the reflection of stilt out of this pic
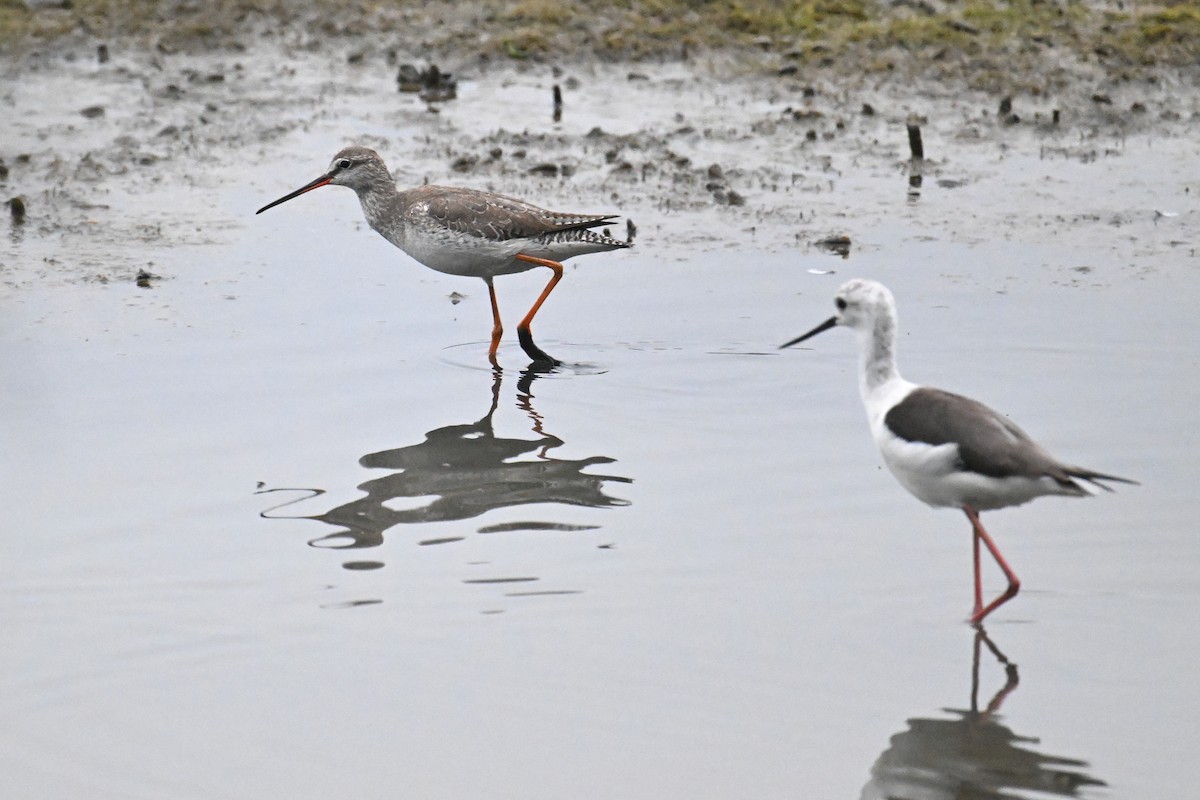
[861,627,1105,799]
[972,624,1019,722]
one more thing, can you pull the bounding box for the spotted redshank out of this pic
[781,279,1137,623]
[256,146,631,366]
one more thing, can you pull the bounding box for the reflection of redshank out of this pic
[256,146,630,366]
[782,279,1137,624]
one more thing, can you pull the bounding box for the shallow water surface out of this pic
[3,46,1199,800]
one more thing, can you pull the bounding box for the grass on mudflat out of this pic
[1,0,1197,72]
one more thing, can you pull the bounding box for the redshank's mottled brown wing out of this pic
[402,185,617,242]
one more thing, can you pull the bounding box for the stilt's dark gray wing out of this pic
[884,387,1135,490]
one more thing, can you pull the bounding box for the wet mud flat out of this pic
[2,9,1200,800]
[2,4,1198,289]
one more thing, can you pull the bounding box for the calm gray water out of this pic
[3,49,1198,799]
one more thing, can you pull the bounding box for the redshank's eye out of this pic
[337,158,351,170]
[835,297,847,311]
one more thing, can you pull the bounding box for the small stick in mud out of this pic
[552,84,563,122]
[906,122,924,161]
[906,115,925,197]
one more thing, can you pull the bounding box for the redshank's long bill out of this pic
[256,146,630,366]
[781,279,1137,624]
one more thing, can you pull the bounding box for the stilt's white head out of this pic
[781,278,902,396]
[780,278,896,347]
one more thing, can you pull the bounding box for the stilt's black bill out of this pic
[780,316,838,349]
[256,173,334,214]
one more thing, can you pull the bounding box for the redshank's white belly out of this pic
[387,224,619,279]
[395,225,530,278]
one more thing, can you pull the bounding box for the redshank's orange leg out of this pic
[514,254,564,365]
[963,506,1021,624]
[485,278,503,365]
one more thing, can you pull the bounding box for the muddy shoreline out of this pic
[2,3,1197,290]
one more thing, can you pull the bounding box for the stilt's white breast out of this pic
[865,380,966,507]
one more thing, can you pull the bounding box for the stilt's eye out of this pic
[835,297,847,311]
[337,158,352,169]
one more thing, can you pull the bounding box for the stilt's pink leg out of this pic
[963,506,1021,624]
[973,523,984,617]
